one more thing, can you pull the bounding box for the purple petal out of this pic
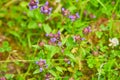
[40,7,44,12]
[62,8,65,11]
[49,7,52,11]
[40,68,43,72]
[58,42,62,46]
[76,13,80,18]
[50,38,57,42]
[45,1,49,6]
[44,10,48,13]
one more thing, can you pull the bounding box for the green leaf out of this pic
[33,69,40,74]
[3,41,9,47]
[48,70,57,77]
[45,45,60,59]
[68,6,76,12]
[28,21,38,29]
[96,31,103,38]
[5,74,14,79]
[43,24,52,34]
[65,53,75,61]
[0,48,4,52]
[56,66,63,72]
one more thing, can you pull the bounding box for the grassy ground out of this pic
[0,0,120,80]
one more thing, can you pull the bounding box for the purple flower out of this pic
[40,1,52,15]
[58,41,62,46]
[83,26,91,34]
[50,38,57,43]
[57,30,61,36]
[40,67,43,72]
[36,59,46,67]
[67,61,71,64]
[28,0,39,10]
[69,13,80,21]
[61,8,70,16]
[45,33,49,37]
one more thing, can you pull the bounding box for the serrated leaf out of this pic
[5,74,14,79]
[45,45,59,58]
[28,21,38,29]
[33,69,40,74]
[0,48,4,52]
[48,70,57,77]
[65,53,75,61]
[56,66,63,72]
[43,24,51,34]
[96,31,103,38]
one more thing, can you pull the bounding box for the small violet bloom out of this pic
[69,13,80,21]
[0,77,6,80]
[28,0,39,10]
[109,38,119,48]
[67,61,71,64]
[61,8,70,16]
[40,67,43,72]
[58,41,62,46]
[40,1,52,15]
[36,59,46,67]
[50,38,57,43]
[83,26,91,34]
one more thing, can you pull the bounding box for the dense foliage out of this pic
[0,0,120,80]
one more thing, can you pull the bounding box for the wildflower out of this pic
[45,33,49,37]
[83,26,91,34]
[58,41,62,46]
[73,35,81,42]
[38,41,45,47]
[89,13,96,19]
[40,1,52,15]
[109,38,119,47]
[48,33,54,37]
[0,77,6,80]
[28,0,39,10]
[67,61,71,64]
[45,73,51,80]
[64,57,70,64]
[61,8,70,16]
[50,38,57,43]
[36,59,46,67]
[40,67,43,72]
[69,13,80,21]
[57,30,61,36]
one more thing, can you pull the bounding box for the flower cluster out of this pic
[0,77,6,80]
[83,26,91,34]
[45,73,52,80]
[61,8,80,21]
[46,31,62,46]
[28,0,39,10]
[28,1,80,21]
[64,57,70,64]
[69,13,80,21]
[61,8,70,16]
[73,35,85,42]
[40,1,52,15]
[109,38,119,48]
[36,59,47,72]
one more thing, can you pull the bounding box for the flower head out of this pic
[0,77,6,80]
[36,59,46,67]
[50,38,57,43]
[40,1,52,15]
[109,38,119,47]
[69,13,80,21]
[83,26,91,34]
[61,8,70,16]
[28,0,39,10]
